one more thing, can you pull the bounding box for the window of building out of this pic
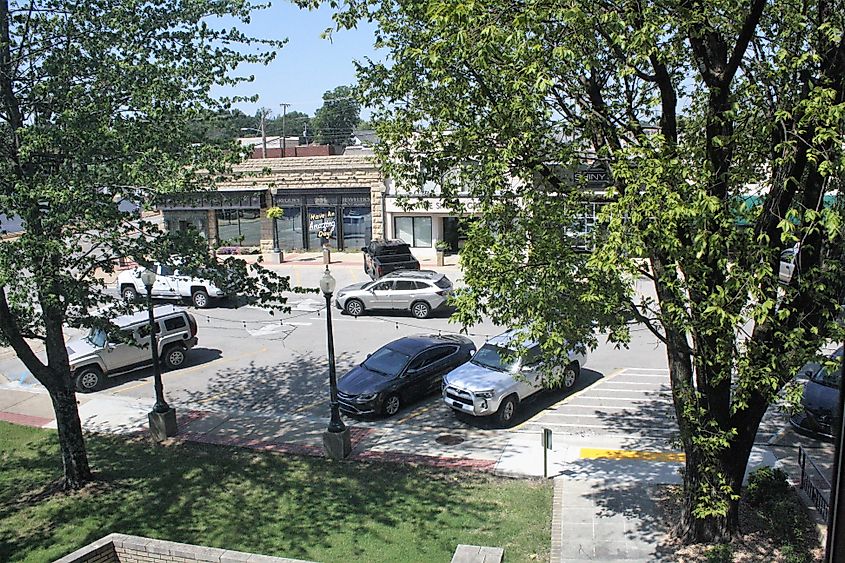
[395,216,432,248]
[216,209,261,246]
[275,207,303,250]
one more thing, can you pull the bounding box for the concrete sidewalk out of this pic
[0,379,802,563]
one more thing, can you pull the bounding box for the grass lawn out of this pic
[0,422,552,562]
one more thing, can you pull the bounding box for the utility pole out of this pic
[280,102,290,158]
[259,107,269,158]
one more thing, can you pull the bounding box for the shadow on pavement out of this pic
[81,348,224,394]
[180,351,358,417]
[341,307,456,321]
[454,367,606,431]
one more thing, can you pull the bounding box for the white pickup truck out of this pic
[117,263,226,308]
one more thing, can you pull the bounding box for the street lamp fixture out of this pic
[141,268,177,440]
[319,266,351,458]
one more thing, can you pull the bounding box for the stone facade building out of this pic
[159,155,386,253]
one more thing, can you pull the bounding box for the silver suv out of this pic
[442,329,587,426]
[67,305,198,392]
[334,270,453,319]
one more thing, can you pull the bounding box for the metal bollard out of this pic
[323,246,331,265]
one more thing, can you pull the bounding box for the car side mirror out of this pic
[361,247,367,252]
[134,271,142,279]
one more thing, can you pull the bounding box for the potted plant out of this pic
[265,207,284,263]
[435,240,450,266]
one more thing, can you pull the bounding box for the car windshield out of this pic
[363,346,411,377]
[471,344,519,372]
[86,328,107,348]
[811,366,842,389]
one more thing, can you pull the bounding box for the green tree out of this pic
[312,85,361,145]
[187,109,257,142]
[0,0,287,490]
[315,0,845,543]
[266,110,311,141]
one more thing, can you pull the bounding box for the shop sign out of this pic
[273,196,303,206]
[308,210,337,239]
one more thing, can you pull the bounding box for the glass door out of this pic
[307,206,337,249]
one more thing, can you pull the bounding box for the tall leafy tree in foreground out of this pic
[0,0,284,489]
[312,85,361,145]
[314,0,845,542]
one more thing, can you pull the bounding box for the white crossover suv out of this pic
[442,329,587,426]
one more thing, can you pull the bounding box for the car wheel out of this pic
[382,393,401,417]
[411,301,431,319]
[121,285,138,302]
[75,366,103,392]
[163,345,186,370]
[495,394,518,427]
[192,289,210,308]
[344,298,364,317]
[562,361,580,389]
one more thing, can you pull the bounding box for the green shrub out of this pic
[746,466,791,506]
[705,543,733,563]
[780,543,810,563]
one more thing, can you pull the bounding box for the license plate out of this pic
[452,401,463,408]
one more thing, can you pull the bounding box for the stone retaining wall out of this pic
[54,533,311,563]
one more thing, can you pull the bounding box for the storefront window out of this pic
[164,211,208,240]
[307,206,337,249]
[216,209,261,246]
[395,216,432,248]
[342,207,371,249]
[275,207,303,250]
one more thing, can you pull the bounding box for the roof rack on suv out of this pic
[382,270,442,279]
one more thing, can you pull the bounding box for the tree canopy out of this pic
[0,0,288,489]
[312,85,361,145]
[316,0,845,543]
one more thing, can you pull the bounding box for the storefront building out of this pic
[159,155,385,253]
[382,162,613,259]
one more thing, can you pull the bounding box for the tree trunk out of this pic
[677,448,739,543]
[48,379,92,489]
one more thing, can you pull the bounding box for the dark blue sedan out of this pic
[790,346,844,440]
[337,334,475,417]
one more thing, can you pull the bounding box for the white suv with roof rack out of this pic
[66,305,198,392]
[334,270,453,319]
[442,329,587,426]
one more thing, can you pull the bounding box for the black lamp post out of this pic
[141,269,177,440]
[319,266,351,458]
[319,267,345,433]
[271,211,280,254]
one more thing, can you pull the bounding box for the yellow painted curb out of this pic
[580,447,685,463]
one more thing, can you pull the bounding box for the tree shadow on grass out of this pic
[0,424,542,563]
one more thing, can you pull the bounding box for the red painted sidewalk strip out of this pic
[176,410,494,472]
[0,411,53,428]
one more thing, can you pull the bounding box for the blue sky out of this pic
[213,1,382,121]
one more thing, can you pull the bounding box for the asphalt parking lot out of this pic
[1,260,803,457]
